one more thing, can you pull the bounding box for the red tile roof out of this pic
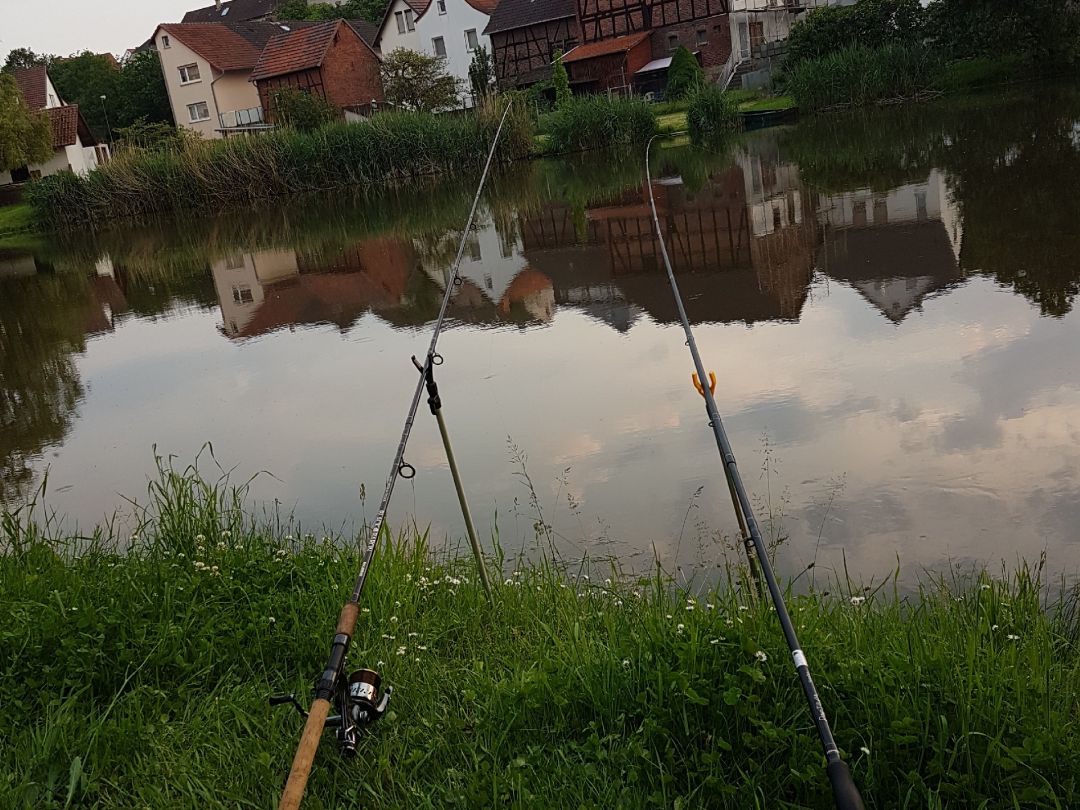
[44,105,96,148]
[463,0,498,13]
[159,23,264,70]
[252,20,359,81]
[562,32,650,63]
[403,0,432,16]
[13,65,48,110]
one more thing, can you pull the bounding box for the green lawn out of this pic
[0,203,34,236]
[2,466,1078,808]
[655,95,797,135]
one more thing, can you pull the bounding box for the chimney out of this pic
[215,0,222,9]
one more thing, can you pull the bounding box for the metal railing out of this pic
[218,106,265,130]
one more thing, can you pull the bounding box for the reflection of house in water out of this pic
[417,215,557,325]
[212,238,415,338]
[817,170,965,323]
[519,158,818,328]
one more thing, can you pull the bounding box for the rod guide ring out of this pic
[398,462,416,480]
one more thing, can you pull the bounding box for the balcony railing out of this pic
[218,106,266,131]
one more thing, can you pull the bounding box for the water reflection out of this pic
[3,84,1080,580]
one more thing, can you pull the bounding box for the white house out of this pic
[375,0,497,107]
[0,65,106,187]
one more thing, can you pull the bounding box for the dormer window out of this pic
[221,5,229,15]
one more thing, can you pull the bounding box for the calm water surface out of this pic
[4,86,1080,581]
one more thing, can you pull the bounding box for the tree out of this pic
[380,50,463,112]
[2,48,53,73]
[665,46,704,100]
[0,73,53,172]
[116,50,173,127]
[468,46,495,101]
[552,50,571,110]
[48,52,120,140]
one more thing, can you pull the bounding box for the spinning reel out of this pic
[271,665,392,757]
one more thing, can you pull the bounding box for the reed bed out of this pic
[686,86,742,145]
[784,44,946,112]
[544,94,658,155]
[26,104,534,231]
[2,462,1079,808]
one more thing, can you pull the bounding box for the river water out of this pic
[3,85,1079,582]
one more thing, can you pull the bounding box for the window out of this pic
[187,101,210,122]
[48,93,57,106]
[465,29,479,52]
[178,63,201,84]
[696,29,707,46]
[395,9,415,33]
[438,0,446,13]
[232,286,253,304]
[432,36,446,57]
[466,235,481,260]
[667,33,679,51]
[395,11,405,33]
[224,253,245,269]
[405,9,415,30]
[161,34,171,48]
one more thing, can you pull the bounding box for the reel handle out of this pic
[280,697,331,810]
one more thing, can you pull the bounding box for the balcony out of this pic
[217,107,271,134]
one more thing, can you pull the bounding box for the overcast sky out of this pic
[1,0,201,61]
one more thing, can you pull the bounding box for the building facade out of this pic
[484,0,582,88]
[376,0,497,107]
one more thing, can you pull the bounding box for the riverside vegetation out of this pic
[2,464,1079,808]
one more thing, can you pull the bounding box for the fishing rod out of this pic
[644,134,865,810]
[271,99,516,810]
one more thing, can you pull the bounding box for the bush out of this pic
[552,50,571,110]
[269,88,337,131]
[27,108,535,228]
[784,43,945,112]
[787,0,925,66]
[665,46,704,100]
[686,85,741,144]
[544,94,657,154]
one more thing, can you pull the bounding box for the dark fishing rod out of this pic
[644,134,865,810]
[273,99,516,810]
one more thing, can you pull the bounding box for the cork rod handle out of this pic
[279,698,330,810]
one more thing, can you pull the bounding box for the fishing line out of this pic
[274,99,516,810]
[644,132,865,810]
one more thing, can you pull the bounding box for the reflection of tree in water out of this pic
[0,274,90,502]
[784,86,1080,316]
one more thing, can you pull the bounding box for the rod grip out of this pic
[336,602,359,635]
[827,759,866,810]
[279,697,331,810]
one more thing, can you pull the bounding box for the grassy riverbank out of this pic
[2,469,1079,808]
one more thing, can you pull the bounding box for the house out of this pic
[484,0,582,88]
[375,0,498,107]
[182,0,283,23]
[155,22,273,137]
[0,66,106,187]
[252,19,384,120]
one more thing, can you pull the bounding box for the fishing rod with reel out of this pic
[270,99,516,810]
[644,134,866,810]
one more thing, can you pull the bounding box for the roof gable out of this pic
[252,20,368,81]
[484,0,576,35]
[562,32,649,62]
[13,65,48,111]
[158,22,265,70]
[46,104,96,148]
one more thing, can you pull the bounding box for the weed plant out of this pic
[2,464,1079,807]
[686,87,741,145]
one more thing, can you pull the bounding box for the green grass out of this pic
[0,203,34,236]
[738,95,796,113]
[657,111,687,133]
[543,95,657,155]
[2,463,1079,808]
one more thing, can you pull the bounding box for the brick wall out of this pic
[649,13,731,68]
[321,26,384,108]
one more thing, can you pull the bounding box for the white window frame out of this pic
[187,101,210,123]
[437,0,447,13]
[161,34,171,48]
[178,63,201,84]
[465,29,479,52]
[432,36,446,58]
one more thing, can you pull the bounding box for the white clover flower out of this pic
[954,596,964,602]
[725,619,734,627]
[850,596,865,606]
[285,535,293,542]
[222,530,231,539]
[408,632,419,638]
[605,578,612,587]
[395,601,402,608]
[991,624,999,631]
[195,534,206,543]
[622,658,631,669]
[685,605,695,612]
[269,617,276,624]
[738,605,749,612]
[377,660,385,668]
[217,541,226,550]
[417,645,427,651]
[706,603,715,610]
[666,614,673,620]
[614,600,623,607]
[754,650,768,663]
[980,584,991,591]
[860,746,870,756]
[505,579,514,586]
[676,624,685,634]
[396,646,407,656]
[1007,634,1020,641]
[361,607,371,614]
[710,638,720,645]
[390,616,398,623]
[211,565,219,573]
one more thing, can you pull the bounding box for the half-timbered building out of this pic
[484,0,582,88]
